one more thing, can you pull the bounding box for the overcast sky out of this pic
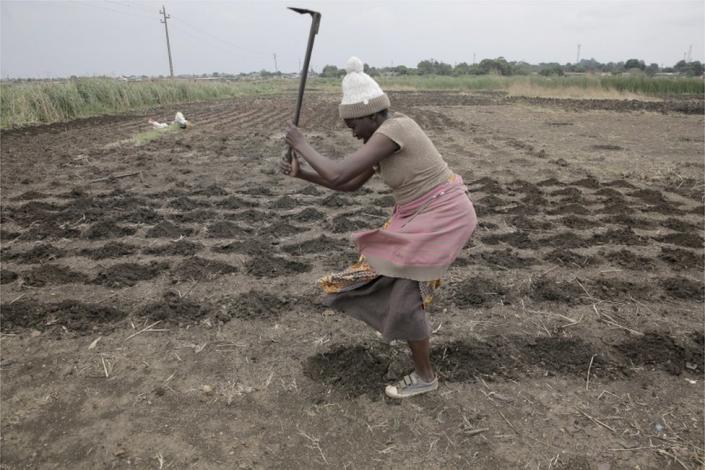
[1,0,703,78]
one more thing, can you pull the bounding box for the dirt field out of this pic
[1,91,703,469]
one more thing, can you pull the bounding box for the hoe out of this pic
[285,7,322,163]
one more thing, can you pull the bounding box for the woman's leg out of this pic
[407,338,435,383]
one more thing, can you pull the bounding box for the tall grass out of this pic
[0,78,293,128]
[1,74,702,129]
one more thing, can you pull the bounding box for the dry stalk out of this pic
[586,354,596,391]
[125,320,162,341]
[577,408,616,433]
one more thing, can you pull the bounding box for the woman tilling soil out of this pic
[281,57,477,398]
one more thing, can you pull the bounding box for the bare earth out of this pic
[1,91,703,469]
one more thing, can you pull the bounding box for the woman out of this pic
[281,57,477,398]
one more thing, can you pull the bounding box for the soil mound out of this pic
[236,186,273,197]
[146,221,193,238]
[92,261,169,288]
[659,247,703,271]
[548,204,591,215]
[432,339,518,381]
[601,249,654,270]
[245,255,311,278]
[143,240,203,257]
[590,277,651,301]
[304,344,390,399]
[230,209,269,224]
[330,215,375,234]
[287,207,326,223]
[169,210,217,224]
[115,207,163,224]
[258,221,309,238]
[84,221,137,240]
[523,337,604,375]
[79,242,138,259]
[172,257,238,281]
[21,223,81,240]
[21,264,89,287]
[211,238,272,256]
[543,249,599,267]
[537,178,566,187]
[559,215,594,230]
[139,291,210,323]
[570,176,601,189]
[222,290,290,321]
[661,218,700,232]
[301,186,322,196]
[481,231,538,249]
[509,215,554,231]
[452,277,509,307]
[479,249,537,269]
[372,195,395,206]
[660,277,704,301]
[600,214,656,229]
[616,333,687,375]
[206,221,252,238]
[168,197,211,211]
[592,228,648,246]
[282,236,347,256]
[4,243,65,263]
[215,196,258,210]
[320,194,353,208]
[0,301,126,333]
[270,196,299,209]
[1,270,18,284]
[538,232,589,249]
[528,277,585,304]
[192,184,228,197]
[656,232,703,248]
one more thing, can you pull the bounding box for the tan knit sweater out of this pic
[373,113,453,204]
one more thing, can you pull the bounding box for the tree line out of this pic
[320,58,705,78]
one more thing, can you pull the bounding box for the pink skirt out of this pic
[352,176,477,282]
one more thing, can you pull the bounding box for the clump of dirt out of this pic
[656,232,703,249]
[246,254,311,278]
[84,221,137,240]
[550,187,583,198]
[237,186,273,197]
[282,235,347,255]
[270,196,299,209]
[590,277,651,301]
[303,344,390,399]
[602,201,635,215]
[538,232,589,249]
[508,215,554,231]
[169,210,217,224]
[660,277,704,301]
[22,223,81,240]
[432,339,518,381]
[481,231,537,249]
[320,194,354,208]
[146,221,193,238]
[330,215,375,233]
[659,247,703,271]
[3,201,62,226]
[1,270,18,284]
[605,179,636,189]
[661,218,700,232]
[192,184,228,197]
[616,333,687,375]
[528,277,585,304]
[79,242,138,259]
[115,207,163,224]
[477,195,511,207]
[543,249,599,268]
[21,264,89,287]
[452,277,509,307]
[469,177,503,193]
[221,290,291,321]
[628,189,670,205]
[594,187,623,198]
[559,215,594,230]
[591,144,623,151]
[592,228,648,246]
[92,261,169,288]
[139,291,210,323]
[12,190,50,200]
[206,221,252,238]
[479,249,537,269]
[211,238,272,256]
[4,243,65,263]
[600,214,656,230]
[548,204,591,215]
[301,186,322,196]
[506,180,542,195]
[571,176,601,189]
[215,196,258,210]
[143,240,203,257]
[0,301,126,333]
[172,257,238,281]
[600,249,655,271]
[523,337,604,375]
[288,207,326,223]
[258,221,309,238]
[537,178,566,187]
[372,195,395,206]
[230,209,269,224]
[168,196,211,211]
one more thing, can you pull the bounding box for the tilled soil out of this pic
[1,91,703,469]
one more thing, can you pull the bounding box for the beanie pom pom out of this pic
[345,56,364,73]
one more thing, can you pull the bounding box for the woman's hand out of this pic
[279,149,301,177]
[285,123,307,152]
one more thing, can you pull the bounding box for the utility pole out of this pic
[576,44,581,63]
[273,53,278,72]
[472,53,476,65]
[687,44,693,62]
[160,5,174,77]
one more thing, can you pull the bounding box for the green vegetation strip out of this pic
[1,75,702,129]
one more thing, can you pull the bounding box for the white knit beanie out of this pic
[338,57,391,119]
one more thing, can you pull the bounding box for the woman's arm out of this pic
[298,166,375,192]
[285,123,398,187]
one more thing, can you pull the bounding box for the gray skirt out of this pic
[323,276,431,342]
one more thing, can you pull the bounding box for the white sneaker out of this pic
[385,372,438,399]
